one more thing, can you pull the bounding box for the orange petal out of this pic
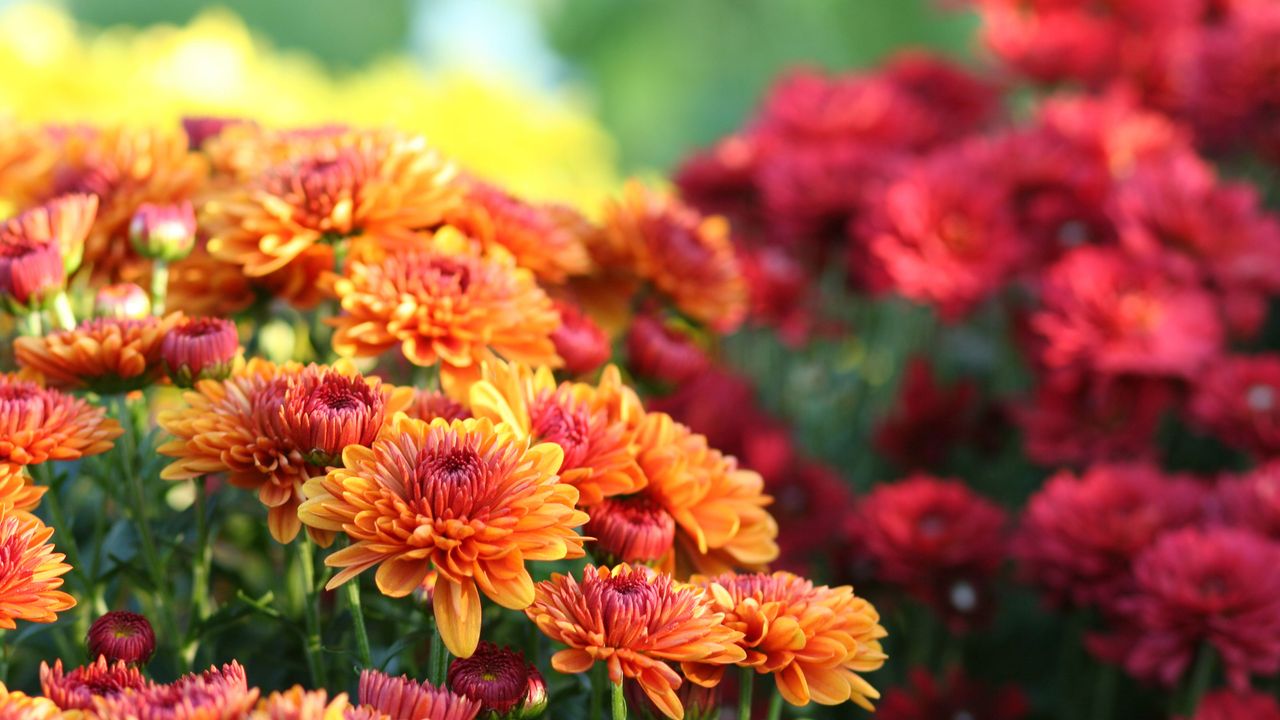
[433,576,481,658]
[374,555,430,598]
[551,649,595,674]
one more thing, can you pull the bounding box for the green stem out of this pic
[345,580,373,669]
[51,291,76,331]
[183,477,213,669]
[611,680,627,720]
[766,689,785,720]
[1180,644,1216,716]
[34,466,94,646]
[150,261,169,316]
[1091,661,1117,720]
[590,664,605,720]
[295,538,326,689]
[738,667,754,720]
[427,611,450,687]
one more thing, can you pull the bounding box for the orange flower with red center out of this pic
[0,373,121,470]
[329,229,561,388]
[446,180,591,283]
[626,411,779,577]
[0,194,98,308]
[42,126,207,284]
[15,313,183,393]
[249,687,350,720]
[0,508,75,629]
[349,669,480,720]
[468,360,645,505]
[685,572,888,711]
[207,130,458,278]
[525,564,746,720]
[0,465,45,513]
[298,415,587,658]
[0,684,60,720]
[601,181,747,331]
[158,360,408,544]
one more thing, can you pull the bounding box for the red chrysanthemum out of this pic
[447,642,546,719]
[1188,689,1280,720]
[877,668,1029,720]
[86,610,157,666]
[40,657,150,710]
[857,474,1006,630]
[1017,462,1206,613]
[585,495,677,566]
[351,669,479,720]
[625,314,708,386]
[1090,528,1280,689]
[160,316,241,388]
[1188,353,1280,458]
[874,357,983,471]
[1215,460,1280,540]
[549,299,611,376]
[0,194,97,307]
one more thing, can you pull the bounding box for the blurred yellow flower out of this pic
[0,3,616,207]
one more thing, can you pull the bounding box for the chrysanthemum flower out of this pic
[405,389,471,424]
[447,642,547,719]
[446,180,591,283]
[88,661,260,720]
[877,668,1029,720]
[525,564,747,720]
[1188,353,1280,458]
[1188,689,1280,720]
[350,669,480,720]
[94,282,151,319]
[0,508,74,628]
[87,610,157,666]
[15,313,182,393]
[0,194,98,307]
[1091,528,1280,688]
[686,571,887,710]
[161,316,241,388]
[468,360,645,506]
[0,464,45,513]
[600,181,746,331]
[1032,246,1223,377]
[299,415,587,657]
[625,314,709,386]
[875,357,983,471]
[40,656,151,710]
[0,683,61,719]
[329,229,561,388]
[549,299,611,375]
[207,130,458,278]
[858,474,1006,630]
[630,411,779,577]
[1217,461,1280,540]
[43,126,208,284]
[165,243,257,318]
[158,359,406,545]
[0,122,55,204]
[130,200,197,262]
[585,495,677,566]
[249,686,350,720]
[0,373,121,468]
[1016,463,1205,613]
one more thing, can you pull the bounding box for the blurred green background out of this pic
[57,0,978,171]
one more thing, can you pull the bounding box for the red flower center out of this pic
[530,394,591,468]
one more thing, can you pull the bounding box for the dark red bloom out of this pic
[674,135,761,233]
[1215,460,1280,540]
[161,316,240,388]
[875,357,982,470]
[1032,246,1222,378]
[877,668,1029,720]
[736,246,814,345]
[86,610,156,666]
[448,642,547,719]
[549,299,611,376]
[878,51,1003,148]
[858,474,1007,630]
[625,314,708,385]
[1090,528,1280,689]
[976,1,1124,86]
[767,462,856,573]
[1189,689,1280,720]
[1188,354,1280,458]
[1017,463,1206,613]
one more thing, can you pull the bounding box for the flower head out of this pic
[0,194,97,309]
[688,571,887,710]
[525,564,746,720]
[0,464,44,513]
[39,656,150,710]
[447,642,547,719]
[446,180,591,283]
[1189,353,1280,458]
[352,669,480,720]
[250,686,350,720]
[299,416,587,657]
[15,313,182,393]
[94,283,151,319]
[585,495,677,566]
[0,373,121,468]
[625,315,708,386]
[88,661,260,720]
[601,181,747,331]
[330,231,561,387]
[278,365,408,467]
[129,201,197,261]
[161,316,241,388]
[549,299,610,375]
[87,610,157,666]
[1189,689,1280,720]
[405,389,471,424]
[0,505,74,629]
[1217,461,1280,540]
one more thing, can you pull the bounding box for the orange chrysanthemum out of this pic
[525,564,746,720]
[0,507,75,629]
[15,313,182,393]
[627,411,779,577]
[299,415,587,658]
[468,360,645,506]
[88,662,260,720]
[166,243,256,318]
[0,683,60,720]
[685,572,888,711]
[0,373,121,469]
[0,122,55,204]
[445,180,591,283]
[349,669,479,720]
[601,181,746,331]
[329,229,561,388]
[0,464,44,513]
[42,126,207,284]
[249,686,350,720]
[206,129,458,278]
[157,359,407,544]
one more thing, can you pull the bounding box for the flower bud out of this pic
[161,317,240,387]
[129,202,197,262]
[584,495,676,566]
[0,238,65,310]
[626,314,707,385]
[86,611,156,666]
[550,299,611,375]
[447,642,547,719]
[94,283,151,319]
